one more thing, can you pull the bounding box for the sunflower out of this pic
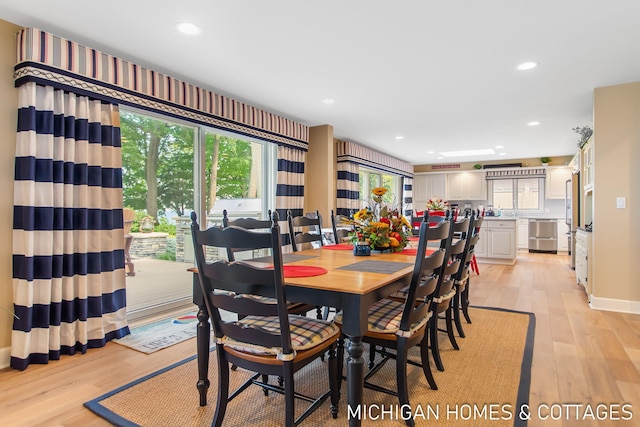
[371,187,388,197]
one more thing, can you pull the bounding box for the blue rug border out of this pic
[84,306,535,427]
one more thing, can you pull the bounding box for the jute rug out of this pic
[85,307,534,426]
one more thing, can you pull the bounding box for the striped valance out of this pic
[13,28,308,150]
[336,140,413,177]
[485,168,547,180]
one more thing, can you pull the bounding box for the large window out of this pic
[359,168,403,208]
[490,178,543,212]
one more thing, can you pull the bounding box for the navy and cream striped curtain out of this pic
[275,145,306,249]
[11,82,130,370]
[403,177,413,216]
[336,161,360,216]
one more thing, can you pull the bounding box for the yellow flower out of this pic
[354,209,368,221]
[371,221,390,229]
[372,187,388,197]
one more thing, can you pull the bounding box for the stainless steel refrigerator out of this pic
[566,172,580,268]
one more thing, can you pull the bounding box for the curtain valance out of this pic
[336,140,413,178]
[485,168,547,180]
[14,28,308,151]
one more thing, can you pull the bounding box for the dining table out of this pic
[190,244,419,427]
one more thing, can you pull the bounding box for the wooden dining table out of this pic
[190,245,418,427]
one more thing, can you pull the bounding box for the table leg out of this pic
[196,305,210,406]
[346,335,365,427]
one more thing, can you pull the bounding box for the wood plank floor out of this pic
[0,252,638,426]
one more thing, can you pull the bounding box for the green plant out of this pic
[155,251,176,261]
[540,157,551,164]
[473,164,482,169]
[572,126,593,148]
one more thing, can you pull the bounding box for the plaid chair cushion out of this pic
[334,299,431,338]
[220,315,340,360]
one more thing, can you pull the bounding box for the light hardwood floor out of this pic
[0,252,638,426]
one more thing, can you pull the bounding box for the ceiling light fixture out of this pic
[394,136,404,140]
[321,98,335,104]
[427,151,435,154]
[527,121,540,126]
[176,22,202,35]
[437,157,444,160]
[516,61,538,71]
[499,153,507,156]
[440,148,495,157]
[495,145,504,149]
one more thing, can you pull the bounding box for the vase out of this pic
[353,242,371,256]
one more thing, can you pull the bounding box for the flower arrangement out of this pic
[348,187,411,252]
[426,197,448,211]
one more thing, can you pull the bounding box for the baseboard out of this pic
[589,296,640,314]
[0,346,10,369]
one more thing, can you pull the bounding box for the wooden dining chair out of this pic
[330,209,352,244]
[191,211,341,427]
[334,219,451,427]
[459,211,484,326]
[287,210,323,251]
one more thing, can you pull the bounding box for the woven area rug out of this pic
[113,313,198,354]
[85,307,534,426]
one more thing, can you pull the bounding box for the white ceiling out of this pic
[1,1,639,165]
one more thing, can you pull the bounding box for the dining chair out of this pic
[222,209,315,317]
[330,209,352,244]
[459,211,484,326]
[288,210,324,251]
[191,211,341,427]
[334,219,451,427]
[427,214,468,371]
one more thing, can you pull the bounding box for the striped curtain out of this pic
[336,161,360,216]
[403,177,413,216]
[11,82,129,370]
[275,145,306,248]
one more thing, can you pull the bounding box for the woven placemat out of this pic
[85,307,534,426]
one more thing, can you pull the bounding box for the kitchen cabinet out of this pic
[545,167,572,199]
[413,173,446,208]
[476,219,516,264]
[575,229,592,298]
[557,220,569,252]
[582,137,593,193]
[517,219,528,250]
[446,171,486,200]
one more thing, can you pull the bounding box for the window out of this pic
[358,168,403,208]
[490,178,543,212]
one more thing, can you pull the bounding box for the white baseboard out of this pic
[589,296,640,314]
[0,346,10,369]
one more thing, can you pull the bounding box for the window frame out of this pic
[488,177,545,214]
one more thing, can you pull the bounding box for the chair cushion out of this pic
[334,299,431,338]
[220,315,340,360]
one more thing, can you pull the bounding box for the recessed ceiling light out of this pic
[495,145,504,149]
[437,157,444,160]
[321,98,335,104]
[527,121,540,126]
[440,148,495,157]
[176,22,202,35]
[517,61,538,71]
[427,151,435,154]
[394,136,404,140]
[499,153,507,156]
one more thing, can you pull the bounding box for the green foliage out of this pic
[155,251,176,261]
[155,217,176,236]
[205,134,253,200]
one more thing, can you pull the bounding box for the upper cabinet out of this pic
[545,166,572,199]
[413,173,447,207]
[582,137,594,193]
[446,171,486,200]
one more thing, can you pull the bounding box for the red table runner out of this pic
[322,243,353,250]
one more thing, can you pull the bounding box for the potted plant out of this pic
[540,157,550,166]
[473,163,482,169]
[572,126,593,149]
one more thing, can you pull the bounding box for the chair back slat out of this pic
[191,211,293,355]
[222,209,273,261]
[288,210,323,251]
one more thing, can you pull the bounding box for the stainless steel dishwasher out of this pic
[528,218,558,253]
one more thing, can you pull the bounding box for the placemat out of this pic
[401,248,435,256]
[249,253,318,264]
[337,260,412,274]
[321,243,353,250]
[283,265,328,278]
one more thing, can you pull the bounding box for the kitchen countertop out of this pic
[482,217,517,221]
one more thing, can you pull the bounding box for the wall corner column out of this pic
[306,125,336,222]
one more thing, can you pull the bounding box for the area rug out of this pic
[86,307,534,426]
[113,313,198,354]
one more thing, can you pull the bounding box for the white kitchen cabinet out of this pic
[476,219,516,264]
[446,171,486,200]
[582,137,593,193]
[413,173,446,209]
[575,229,592,298]
[517,219,528,250]
[557,220,569,252]
[545,167,572,199]
[474,228,487,258]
